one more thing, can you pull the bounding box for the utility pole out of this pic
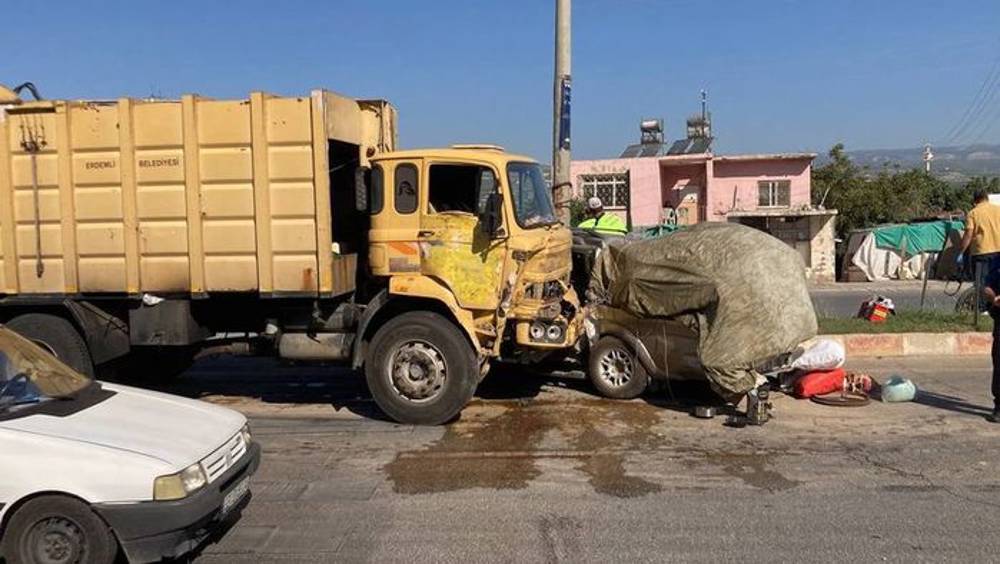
[552,0,572,223]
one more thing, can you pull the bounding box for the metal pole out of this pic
[975,259,983,330]
[553,0,572,224]
[919,253,932,311]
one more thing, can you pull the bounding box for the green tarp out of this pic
[872,220,964,256]
[589,222,817,398]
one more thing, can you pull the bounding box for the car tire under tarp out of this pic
[589,336,649,400]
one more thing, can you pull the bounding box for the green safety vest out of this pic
[577,213,628,235]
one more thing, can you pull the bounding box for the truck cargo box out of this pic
[0,90,396,297]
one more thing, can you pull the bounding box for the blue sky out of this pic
[4,0,999,160]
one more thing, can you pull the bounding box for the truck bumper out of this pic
[95,441,261,564]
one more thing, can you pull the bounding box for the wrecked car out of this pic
[573,223,818,402]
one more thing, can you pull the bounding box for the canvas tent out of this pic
[842,220,964,282]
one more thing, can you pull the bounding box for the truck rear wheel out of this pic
[6,314,95,378]
[365,311,478,425]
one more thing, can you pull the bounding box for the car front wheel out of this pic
[589,336,649,399]
[1,495,117,564]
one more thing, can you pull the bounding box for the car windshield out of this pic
[507,162,558,228]
[0,328,91,412]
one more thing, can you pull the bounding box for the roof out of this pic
[714,152,817,163]
[373,147,536,164]
[726,207,837,218]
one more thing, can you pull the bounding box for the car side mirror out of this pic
[354,167,369,212]
[481,193,504,239]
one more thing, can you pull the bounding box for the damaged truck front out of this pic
[0,86,581,425]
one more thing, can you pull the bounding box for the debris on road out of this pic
[790,338,846,372]
[810,390,871,407]
[793,368,848,398]
[857,295,896,322]
[881,376,918,402]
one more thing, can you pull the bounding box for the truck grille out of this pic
[201,431,248,484]
[523,279,567,301]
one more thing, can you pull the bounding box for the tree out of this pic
[812,144,969,239]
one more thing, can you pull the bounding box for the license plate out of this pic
[222,477,250,515]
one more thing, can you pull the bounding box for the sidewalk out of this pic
[823,331,992,357]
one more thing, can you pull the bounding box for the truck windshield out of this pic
[0,328,91,412]
[507,162,558,228]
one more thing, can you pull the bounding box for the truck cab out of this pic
[355,146,581,422]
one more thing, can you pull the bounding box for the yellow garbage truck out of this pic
[0,84,580,424]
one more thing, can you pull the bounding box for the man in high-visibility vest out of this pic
[577,197,627,236]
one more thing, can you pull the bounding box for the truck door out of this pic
[369,160,424,277]
[419,162,506,310]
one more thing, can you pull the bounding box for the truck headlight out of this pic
[240,423,251,446]
[529,322,546,340]
[545,324,564,342]
[154,463,207,501]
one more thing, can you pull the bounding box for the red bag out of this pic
[794,368,846,398]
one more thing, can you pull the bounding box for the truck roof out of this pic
[373,147,537,165]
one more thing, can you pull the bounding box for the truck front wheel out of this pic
[365,311,478,425]
[6,314,95,378]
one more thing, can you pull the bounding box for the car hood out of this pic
[0,382,245,468]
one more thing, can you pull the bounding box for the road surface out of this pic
[143,355,1000,563]
[810,280,970,317]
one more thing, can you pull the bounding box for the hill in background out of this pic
[816,144,1000,184]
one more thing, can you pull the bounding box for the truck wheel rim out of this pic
[27,517,84,564]
[599,348,633,388]
[389,341,447,403]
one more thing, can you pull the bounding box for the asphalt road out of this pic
[810,280,971,317]
[146,355,1000,563]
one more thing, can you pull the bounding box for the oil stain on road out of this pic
[384,399,665,497]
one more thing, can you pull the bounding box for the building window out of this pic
[758,180,791,207]
[579,173,630,209]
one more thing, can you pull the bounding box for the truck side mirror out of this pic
[354,167,369,212]
[481,193,504,239]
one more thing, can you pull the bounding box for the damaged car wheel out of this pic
[589,336,649,399]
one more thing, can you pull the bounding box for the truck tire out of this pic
[0,495,118,564]
[6,314,95,378]
[589,336,649,400]
[365,311,478,425]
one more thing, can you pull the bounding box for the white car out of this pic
[0,326,260,564]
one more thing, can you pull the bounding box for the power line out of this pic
[943,49,1000,144]
[969,88,1000,144]
[954,67,1000,144]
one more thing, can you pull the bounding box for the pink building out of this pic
[570,121,837,281]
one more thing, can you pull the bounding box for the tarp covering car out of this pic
[588,222,817,398]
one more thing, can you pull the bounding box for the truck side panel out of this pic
[133,101,190,292]
[10,109,66,293]
[258,95,318,294]
[0,90,390,298]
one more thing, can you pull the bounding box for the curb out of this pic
[818,332,993,357]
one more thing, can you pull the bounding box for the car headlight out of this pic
[153,463,207,501]
[240,423,251,446]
